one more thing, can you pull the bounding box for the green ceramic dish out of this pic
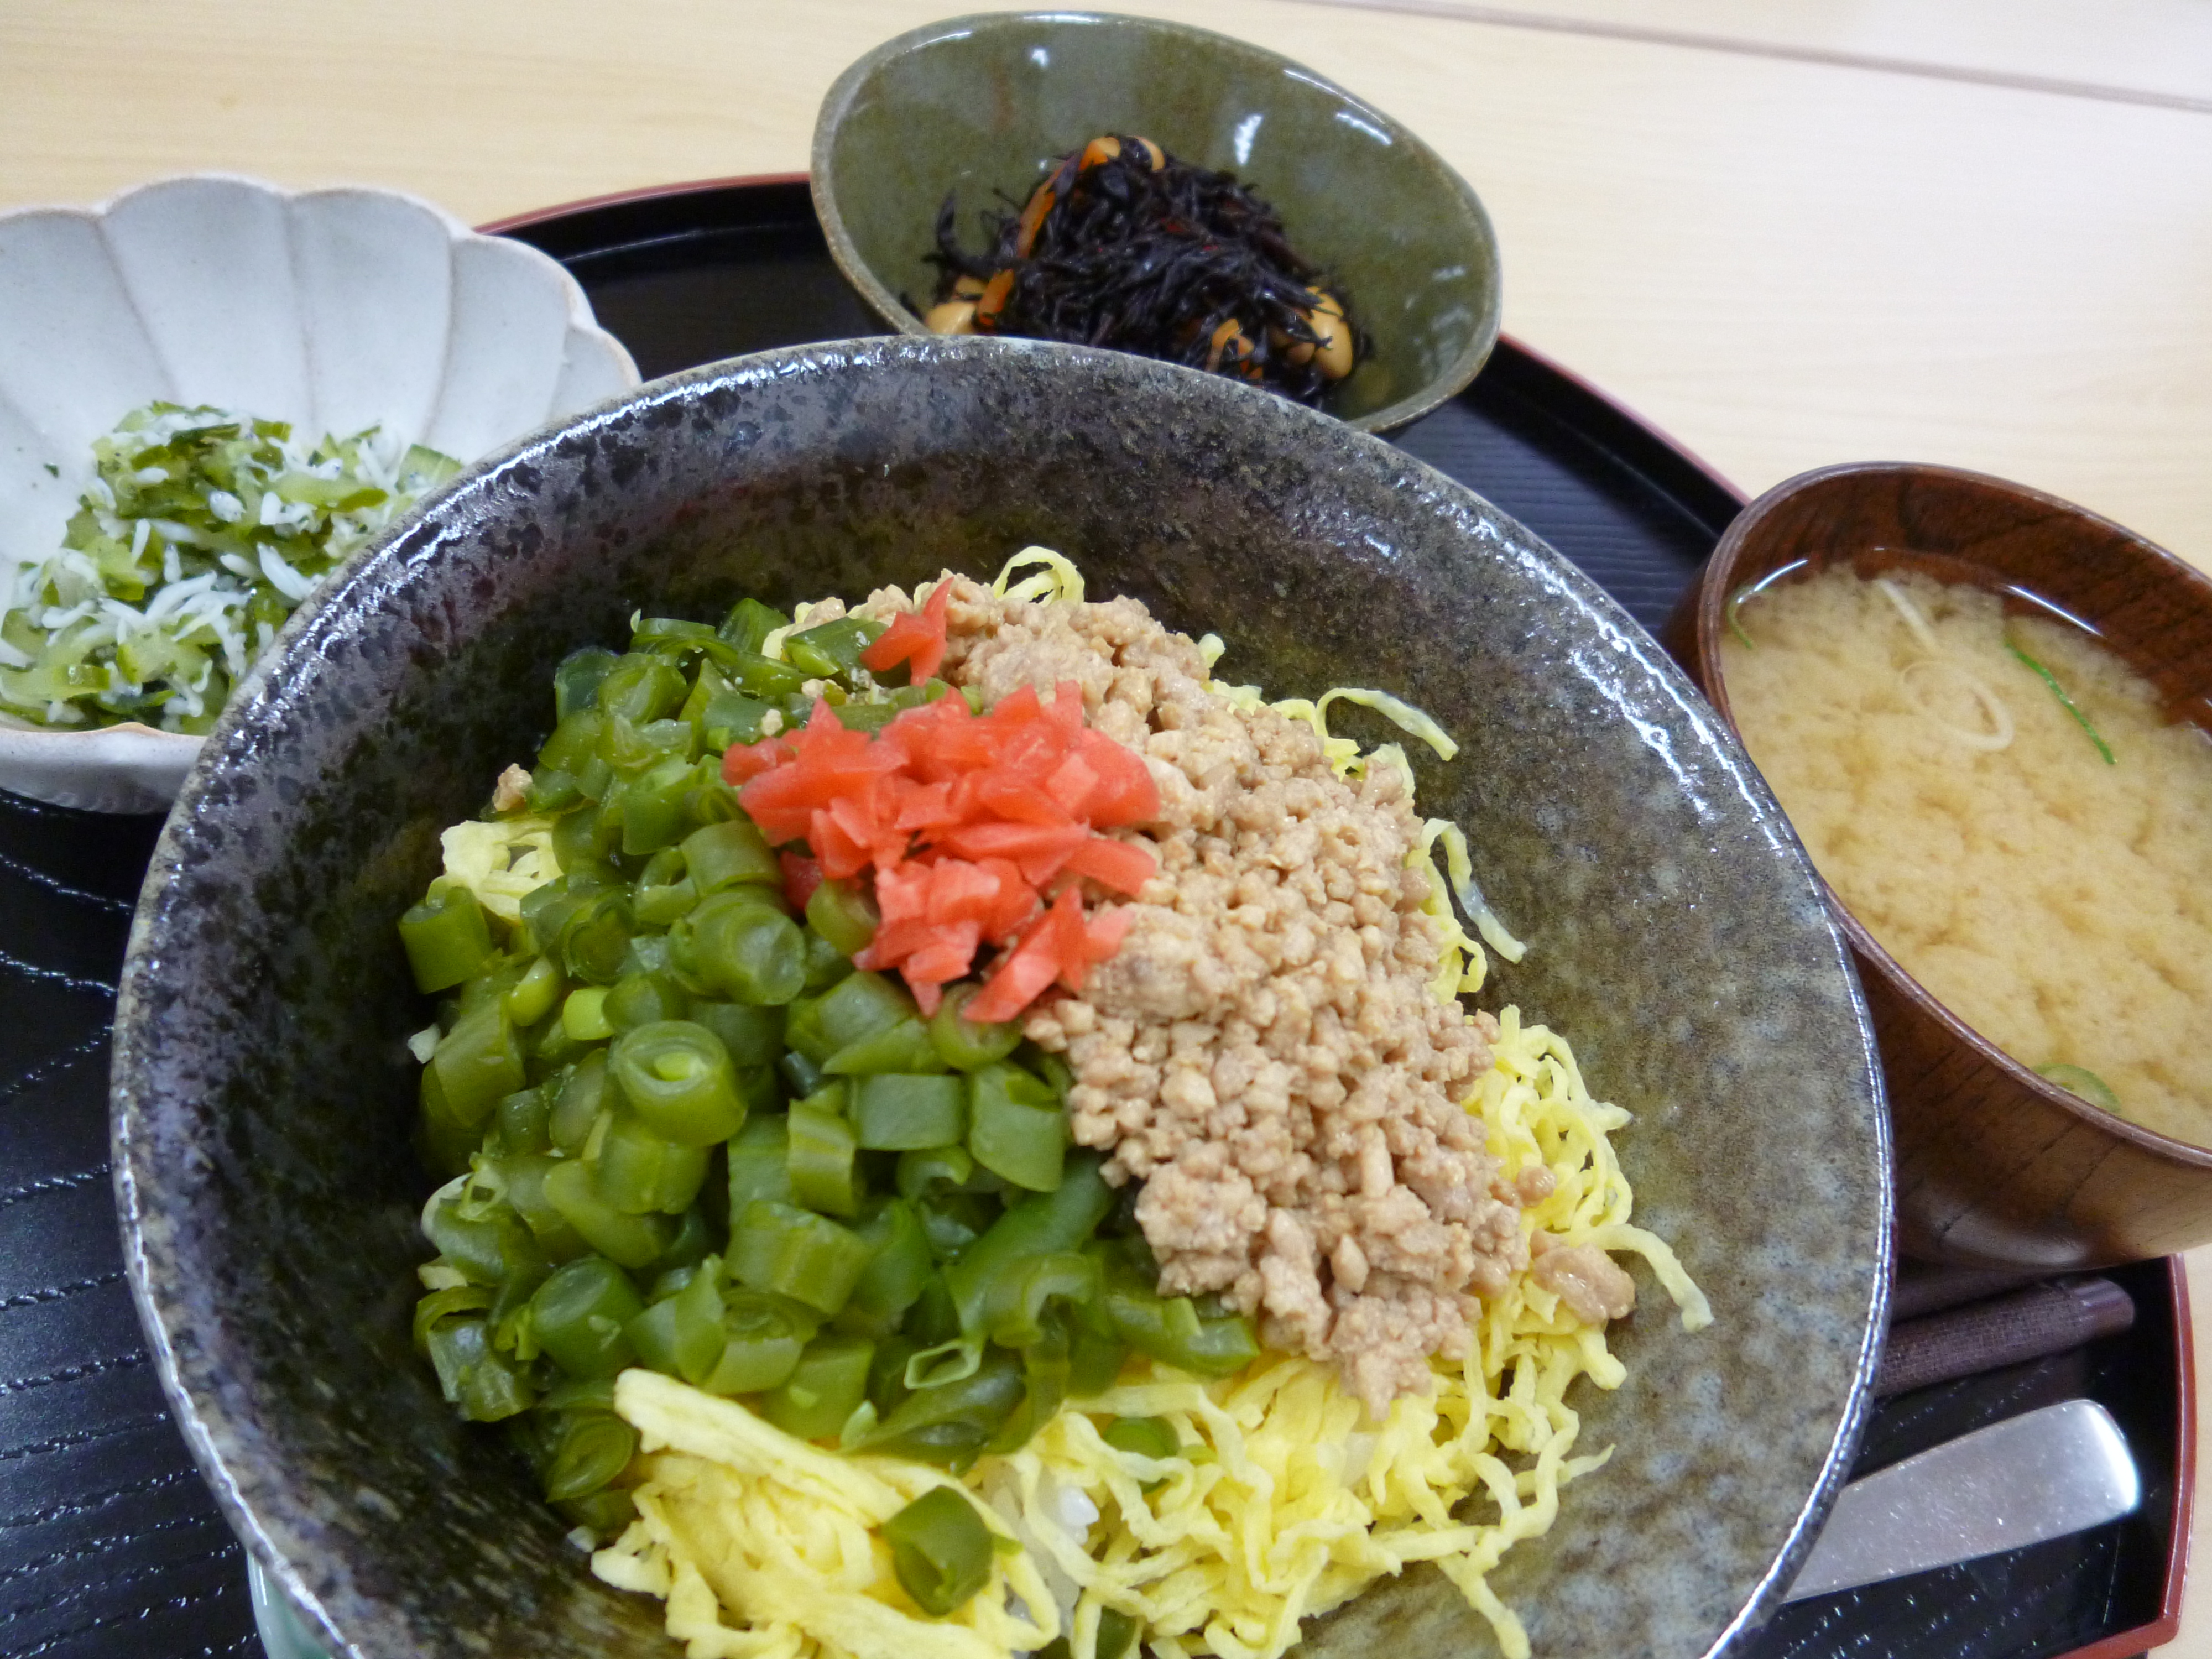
[811,9,1501,432]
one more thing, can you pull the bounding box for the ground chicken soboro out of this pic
[860,576,1550,1415]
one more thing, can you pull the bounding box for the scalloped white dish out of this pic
[0,174,639,813]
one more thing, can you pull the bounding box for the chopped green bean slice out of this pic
[867,1333,922,1419]
[852,1074,967,1150]
[908,1339,989,1397]
[728,649,808,700]
[398,887,495,993]
[494,1153,587,1257]
[1097,1244,1261,1378]
[719,597,790,654]
[763,1332,875,1440]
[633,877,698,928]
[787,1088,864,1217]
[881,1485,994,1616]
[422,1173,545,1279]
[542,1160,679,1269]
[686,1000,785,1068]
[1069,1323,1129,1396]
[426,1317,538,1421]
[727,1116,799,1213]
[1095,1607,1140,1659]
[555,1488,637,1539]
[801,927,852,991]
[524,769,582,814]
[539,711,607,781]
[549,1051,609,1152]
[1103,1415,1181,1463]
[561,986,613,1042]
[633,615,715,652]
[593,1108,711,1215]
[786,971,917,1065]
[729,1200,873,1316]
[560,891,634,986]
[702,1290,811,1395]
[521,873,596,955]
[625,1262,729,1384]
[915,1191,994,1264]
[503,955,565,1027]
[824,1016,948,1077]
[779,1048,827,1098]
[945,1155,1114,1333]
[611,1020,747,1146]
[681,817,781,895]
[454,954,530,1014]
[639,846,687,891]
[596,653,687,724]
[860,1348,1025,1472]
[536,1376,618,1415]
[677,891,807,1005]
[968,1062,1069,1192]
[976,1251,1099,1348]
[413,1282,493,1354]
[604,969,690,1031]
[642,1206,716,1280]
[903,1274,962,1347]
[542,1411,639,1501]
[702,690,779,750]
[617,756,698,856]
[529,1256,643,1379]
[896,1144,978,1199]
[555,649,620,722]
[927,982,1025,1071]
[805,878,880,958]
[431,999,525,1126]
[495,1088,552,1157]
[785,615,887,679]
[837,1198,934,1334]
[987,1316,1073,1455]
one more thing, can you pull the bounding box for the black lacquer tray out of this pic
[0,175,2187,1659]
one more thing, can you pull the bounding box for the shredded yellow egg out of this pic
[992,545,1088,606]
[599,1371,1059,1659]
[594,1011,1708,1659]
[439,816,560,920]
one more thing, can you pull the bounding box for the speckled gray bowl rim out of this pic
[809,9,1502,434]
[112,333,1890,1659]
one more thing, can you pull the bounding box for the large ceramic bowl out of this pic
[0,173,638,812]
[812,11,1500,434]
[1665,461,2212,1269]
[113,337,1887,1659]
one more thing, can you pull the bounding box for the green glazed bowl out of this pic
[811,9,1502,431]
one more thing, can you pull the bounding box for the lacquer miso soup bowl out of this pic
[1666,461,2212,1270]
[113,337,1885,1659]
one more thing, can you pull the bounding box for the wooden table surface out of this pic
[4,1,2210,1652]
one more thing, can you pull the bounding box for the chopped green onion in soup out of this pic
[0,401,459,734]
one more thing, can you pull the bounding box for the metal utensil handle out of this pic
[1783,1399,2140,1603]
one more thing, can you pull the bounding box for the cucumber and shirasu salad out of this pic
[0,401,459,733]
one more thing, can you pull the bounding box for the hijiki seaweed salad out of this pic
[403,549,1708,1659]
[922,137,1364,406]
